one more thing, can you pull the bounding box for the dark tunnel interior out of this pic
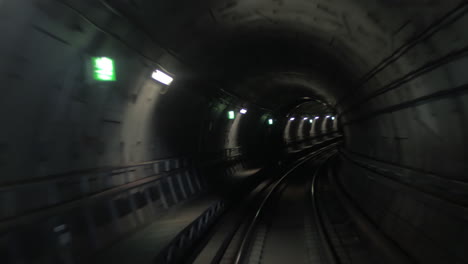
[1,0,468,263]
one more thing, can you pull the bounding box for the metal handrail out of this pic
[0,166,193,234]
[0,145,250,231]
[0,156,189,190]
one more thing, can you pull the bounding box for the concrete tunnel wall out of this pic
[0,0,336,262]
[336,3,468,263]
[1,0,468,263]
[0,1,216,259]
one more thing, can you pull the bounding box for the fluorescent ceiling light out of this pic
[315,116,319,119]
[240,108,247,114]
[303,117,308,120]
[326,115,331,118]
[290,117,295,121]
[152,70,173,85]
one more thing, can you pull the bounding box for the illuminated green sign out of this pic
[92,57,116,81]
[228,111,235,120]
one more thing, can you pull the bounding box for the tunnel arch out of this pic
[1,0,468,263]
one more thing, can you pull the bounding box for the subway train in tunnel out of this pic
[1,0,468,263]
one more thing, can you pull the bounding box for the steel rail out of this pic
[233,142,339,264]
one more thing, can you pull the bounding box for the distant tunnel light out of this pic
[303,117,308,120]
[268,119,274,125]
[331,116,335,120]
[228,111,235,120]
[92,57,116,81]
[240,108,248,114]
[315,116,319,119]
[152,70,174,85]
[326,115,331,118]
[309,119,313,124]
[289,117,295,121]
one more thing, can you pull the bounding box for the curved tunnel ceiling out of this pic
[108,0,459,111]
[2,0,468,263]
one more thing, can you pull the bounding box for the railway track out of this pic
[231,148,337,264]
[192,142,357,264]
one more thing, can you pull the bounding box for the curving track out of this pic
[190,142,366,264]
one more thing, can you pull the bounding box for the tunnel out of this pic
[1,0,468,263]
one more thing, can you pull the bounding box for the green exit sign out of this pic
[92,57,116,81]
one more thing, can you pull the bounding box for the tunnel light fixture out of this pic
[326,115,331,118]
[303,117,308,120]
[92,57,116,81]
[290,117,295,121]
[240,108,248,114]
[309,119,313,124]
[152,70,174,85]
[268,119,274,125]
[331,116,335,120]
[228,111,235,120]
[315,116,319,120]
